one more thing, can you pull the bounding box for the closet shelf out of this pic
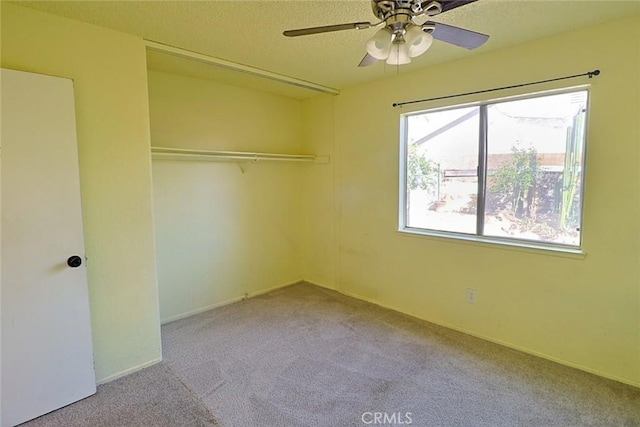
[151,147,329,164]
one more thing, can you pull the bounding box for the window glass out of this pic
[485,92,587,245]
[406,107,479,234]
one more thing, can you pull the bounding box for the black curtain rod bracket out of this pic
[392,69,601,108]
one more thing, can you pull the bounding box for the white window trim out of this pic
[398,85,591,255]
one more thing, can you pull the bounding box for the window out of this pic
[400,89,588,250]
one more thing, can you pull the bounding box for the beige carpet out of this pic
[161,282,640,426]
[23,282,640,426]
[21,363,216,426]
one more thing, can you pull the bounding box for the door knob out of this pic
[67,255,82,268]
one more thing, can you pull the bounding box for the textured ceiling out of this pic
[11,0,640,98]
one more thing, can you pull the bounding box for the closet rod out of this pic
[151,147,328,163]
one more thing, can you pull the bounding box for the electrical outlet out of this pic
[466,288,477,304]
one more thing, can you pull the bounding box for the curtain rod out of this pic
[392,69,600,108]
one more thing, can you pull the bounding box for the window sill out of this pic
[398,227,587,260]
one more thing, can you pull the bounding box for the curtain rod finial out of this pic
[589,69,601,78]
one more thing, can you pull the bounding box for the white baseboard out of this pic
[300,279,337,292]
[101,280,639,389]
[161,296,245,325]
[312,284,640,389]
[160,279,304,325]
[246,279,303,298]
[98,281,304,385]
[96,357,162,385]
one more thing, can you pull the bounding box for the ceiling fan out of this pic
[283,0,489,67]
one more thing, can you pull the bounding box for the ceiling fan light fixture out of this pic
[405,25,434,58]
[365,28,393,60]
[386,42,411,65]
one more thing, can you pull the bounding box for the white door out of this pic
[1,68,96,427]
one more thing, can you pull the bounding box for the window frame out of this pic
[398,86,590,255]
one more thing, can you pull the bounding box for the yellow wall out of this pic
[148,70,306,322]
[302,15,640,386]
[1,4,161,382]
[301,94,338,289]
[2,1,638,389]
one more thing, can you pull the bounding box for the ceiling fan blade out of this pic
[431,22,489,50]
[439,0,479,13]
[283,22,373,37]
[358,53,379,67]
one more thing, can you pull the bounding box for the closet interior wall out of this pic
[147,69,307,323]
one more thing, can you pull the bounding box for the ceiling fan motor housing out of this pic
[372,0,442,37]
[372,0,442,20]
